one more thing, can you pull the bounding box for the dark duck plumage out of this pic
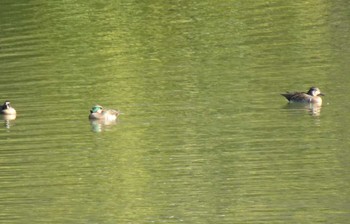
[281,87,324,104]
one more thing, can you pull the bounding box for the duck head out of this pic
[307,87,324,96]
[90,105,103,114]
[2,101,11,109]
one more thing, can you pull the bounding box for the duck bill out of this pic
[318,93,325,96]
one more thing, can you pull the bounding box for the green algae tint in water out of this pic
[0,1,349,223]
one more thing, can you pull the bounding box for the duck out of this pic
[281,87,324,104]
[89,105,119,120]
[1,101,16,115]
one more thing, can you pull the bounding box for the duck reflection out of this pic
[1,114,16,129]
[89,119,118,132]
[283,102,322,117]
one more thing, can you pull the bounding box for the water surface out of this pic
[0,1,350,223]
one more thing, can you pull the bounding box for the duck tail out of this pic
[281,93,292,101]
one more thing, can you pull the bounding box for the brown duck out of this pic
[281,87,324,104]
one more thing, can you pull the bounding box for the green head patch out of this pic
[91,105,103,113]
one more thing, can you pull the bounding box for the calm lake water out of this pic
[1,1,350,223]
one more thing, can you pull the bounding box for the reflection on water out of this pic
[89,118,118,132]
[1,114,16,129]
[283,103,322,117]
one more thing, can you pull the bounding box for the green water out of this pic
[0,1,349,223]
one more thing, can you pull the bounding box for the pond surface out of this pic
[0,1,350,223]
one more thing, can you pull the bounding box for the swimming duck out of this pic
[89,105,119,120]
[281,87,324,104]
[1,101,16,115]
